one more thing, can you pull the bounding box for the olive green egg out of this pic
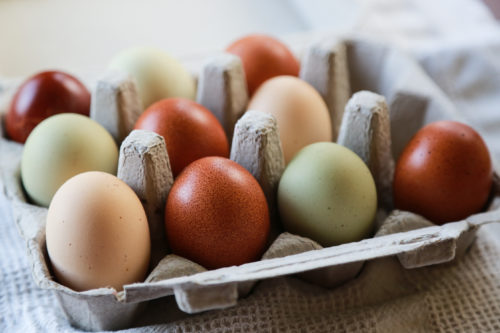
[277,142,377,247]
[21,113,118,207]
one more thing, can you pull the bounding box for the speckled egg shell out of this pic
[393,120,492,224]
[134,98,229,176]
[164,157,270,269]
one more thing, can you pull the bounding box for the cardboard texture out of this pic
[1,37,500,331]
[230,110,285,238]
[338,91,395,210]
[90,72,142,143]
[300,37,350,141]
[117,130,173,268]
[196,53,249,142]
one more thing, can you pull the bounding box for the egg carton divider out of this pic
[130,212,499,288]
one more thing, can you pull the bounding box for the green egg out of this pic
[108,47,196,110]
[277,142,377,247]
[21,113,118,207]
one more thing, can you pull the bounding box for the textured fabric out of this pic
[2,200,500,332]
[2,0,500,332]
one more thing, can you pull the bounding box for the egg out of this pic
[6,70,90,143]
[393,121,492,224]
[226,34,300,95]
[21,113,118,207]
[134,98,229,176]
[278,142,377,247]
[46,171,150,291]
[165,157,270,269]
[108,47,196,109]
[248,76,332,164]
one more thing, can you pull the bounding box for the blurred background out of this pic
[0,0,498,78]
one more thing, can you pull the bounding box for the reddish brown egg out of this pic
[393,121,492,224]
[165,157,270,269]
[134,98,229,176]
[6,71,90,143]
[226,34,300,95]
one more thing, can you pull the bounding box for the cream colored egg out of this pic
[247,76,332,164]
[108,47,196,110]
[21,113,118,207]
[46,171,150,292]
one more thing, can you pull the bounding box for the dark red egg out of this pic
[226,34,300,96]
[134,98,229,177]
[165,157,270,269]
[393,121,492,224]
[6,71,90,143]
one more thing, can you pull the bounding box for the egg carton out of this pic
[1,37,500,331]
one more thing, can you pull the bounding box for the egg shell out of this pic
[46,171,150,292]
[164,157,270,269]
[393,121,492,224]
[226,34,300,95]
[6,70,90,143]
[134,98,229,176]
[108,47,196,110]
[248,76,332,164]
[21,113,118,207]
[278,142,377,247]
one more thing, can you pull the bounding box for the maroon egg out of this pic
[393,121,492,224]
[6,71,91,143]
[165,157,270,269]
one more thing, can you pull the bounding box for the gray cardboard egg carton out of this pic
[1,37,500,331]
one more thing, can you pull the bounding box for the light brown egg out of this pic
[46,171,150,291]
[247,76,332,164]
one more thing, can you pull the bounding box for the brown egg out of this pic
[393,121,492,224]
[165,157,270,269]
[226,34,300,95]
[134,98,229,176]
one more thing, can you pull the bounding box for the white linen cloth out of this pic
[2,0,500,331]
